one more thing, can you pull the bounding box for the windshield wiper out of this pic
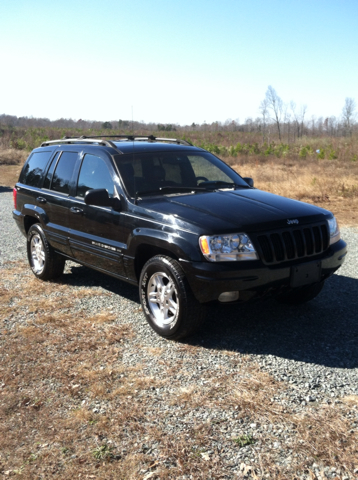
[135,185,207,198]
[198,181,250,190]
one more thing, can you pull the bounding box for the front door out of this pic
[68,153,127,277]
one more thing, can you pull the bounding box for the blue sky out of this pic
[1,0,357,125]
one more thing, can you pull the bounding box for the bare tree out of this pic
[317,116,324,136]
[244,117,254,133]
[265,85,283,140]
[342,97,356,136]
[259,98,269,142]
[291,102,307,139]
[309,115,316,136]
[283,103,291,143]
[290,101,298,141]
[300,104,307,138]
[328,116,337,137]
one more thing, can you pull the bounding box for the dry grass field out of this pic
[228,156,358,228]
[0,149,27,190]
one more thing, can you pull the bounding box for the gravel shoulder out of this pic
[1,190,358,479]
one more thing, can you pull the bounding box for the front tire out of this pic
[27,224,65,280]
[139,255,205,340]
[276,281,325,305]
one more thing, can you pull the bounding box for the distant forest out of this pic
[1,87,357,142]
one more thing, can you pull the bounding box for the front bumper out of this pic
[181,239,347,303]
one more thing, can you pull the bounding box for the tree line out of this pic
[0,87,356,140]
[257,86,356,142]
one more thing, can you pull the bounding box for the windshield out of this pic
[113,151,249,197]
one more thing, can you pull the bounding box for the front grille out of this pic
[256,223,329,264]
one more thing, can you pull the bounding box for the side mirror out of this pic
[84,189,122,211]
[243,177,254,188]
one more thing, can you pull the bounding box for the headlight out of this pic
[328,216,340,245]
[199,233,258,261]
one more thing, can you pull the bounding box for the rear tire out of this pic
[27,224,65,280]
[276,281,325,305]
[139,255,205,340]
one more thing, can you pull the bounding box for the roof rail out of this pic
[146,136,193,146]
[40,135,193,151]
[41,136,117,149]
[58,134,193,146]
[41,136,121,151]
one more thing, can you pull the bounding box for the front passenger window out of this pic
[77,154,114,198]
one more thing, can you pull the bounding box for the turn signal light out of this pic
[199,236,210,255]
[13,187,17,210]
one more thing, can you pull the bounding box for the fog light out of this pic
[218,291,239,303]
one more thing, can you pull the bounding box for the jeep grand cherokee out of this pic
[13,135,347,339]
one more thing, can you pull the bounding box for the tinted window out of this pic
[43,152,60,189]
[50,152,78,194]
[114,152,245,196]
[188,155,233,183]
[77,154,114,198]
[19,151,52,187]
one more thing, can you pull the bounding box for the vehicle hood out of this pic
[138,188,331,233]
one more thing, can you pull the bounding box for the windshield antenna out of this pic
[131,106,134,135]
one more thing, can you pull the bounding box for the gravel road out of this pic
[1,187,358,478]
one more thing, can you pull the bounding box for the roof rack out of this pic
[82,134,193,146]
[41,136,120,150]
[40,135,193,151]
[147,136,193,146]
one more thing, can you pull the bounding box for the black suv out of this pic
[13,135,347,339]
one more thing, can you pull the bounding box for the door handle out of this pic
[36,196,47,204]
[70,207,84,214]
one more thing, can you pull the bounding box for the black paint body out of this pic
[13,141,347,303]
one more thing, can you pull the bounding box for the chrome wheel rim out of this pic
[30,233,46,274]
[147,272,178,327]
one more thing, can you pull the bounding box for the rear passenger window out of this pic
[19,151,53,187]
[50,152,78,194]
[43,152,60,189]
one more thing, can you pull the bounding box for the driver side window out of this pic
[77,154,114,198]
[188,155,232,183]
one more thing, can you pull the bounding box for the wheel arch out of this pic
[129,228,201,281]
[26,223,65,280]
[24,215,41,234]
[22,204,48,234]
[134,244,178,280]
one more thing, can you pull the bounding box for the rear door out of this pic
[16,149,54,215]
[67,153,127,277]
[40,150,79,256]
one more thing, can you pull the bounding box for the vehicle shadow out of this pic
[194,274,358,369]
[61,263,139,303]
[59,264,358,369]
[0,186,13,193]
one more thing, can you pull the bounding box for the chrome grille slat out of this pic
[256,223,329,264]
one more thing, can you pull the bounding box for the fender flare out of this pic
[22,204,49,231]
[127,227,202,262]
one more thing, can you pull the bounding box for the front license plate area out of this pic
[290,261,321,288]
